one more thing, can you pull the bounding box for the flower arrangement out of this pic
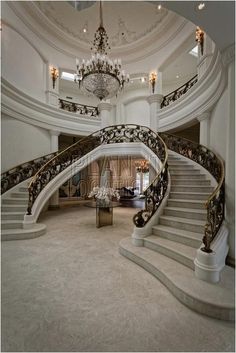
[88,186,120,205]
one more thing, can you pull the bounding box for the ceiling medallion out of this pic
[74,1,129,100]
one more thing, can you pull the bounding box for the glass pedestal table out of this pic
[85,201,121,228]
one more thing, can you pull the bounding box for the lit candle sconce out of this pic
[149,72,157,94]
[196,26,204,56]
[50,67,59,89]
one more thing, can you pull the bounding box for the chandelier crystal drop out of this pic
[74,1,129,101]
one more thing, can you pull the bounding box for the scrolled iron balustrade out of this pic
[160,132,224,253]
[27,125,168,229]
[59,98,99,117]
[1,152,57,194]
[161,75,198,109]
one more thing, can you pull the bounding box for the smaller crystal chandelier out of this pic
[74,1,129,101]
[196,26,204,56]
[135,160,149,173]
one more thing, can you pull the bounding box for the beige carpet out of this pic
[1,205,235,352]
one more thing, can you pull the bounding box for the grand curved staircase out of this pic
[1,125,234,321]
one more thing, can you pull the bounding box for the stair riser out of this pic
[152,228,201,248]
[170,174,205,179]
[159,218,205,233]
[11,193,29,198]
[144,240,194,270]
[1,214,25,220]
[171,179,211,186]
[170,193,209,200]
[1,223,23,230]
[171,186,213,193]
[169,166,196,170]
[2,228,46,241]
[164,209,207,221]
[19,187,28,192]
[167,200,205,209]
[170,170,200,175]
[1,206,27,212]
[2,199,28,205]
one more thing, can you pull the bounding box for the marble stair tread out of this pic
[119,237,235,321]
[167,199,206,208]
[1,223,46,241]
[152,224,203,241]
[170,191,210,198]
[164,206,207,215]
[144,235,197,260]
[160,215,205,228]
[1,220,23,226]
[1,211,26,217]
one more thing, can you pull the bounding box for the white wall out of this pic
[1,116,51,172]
[125,99,150,126]
[2,24,46,102]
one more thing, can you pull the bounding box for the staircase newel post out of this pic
[197,112,211,146]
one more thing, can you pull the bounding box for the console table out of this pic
[85,201,120,228]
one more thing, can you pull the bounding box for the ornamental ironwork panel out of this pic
[160,132,224,253]
[161,75,198,109]
[27,125,168,229]
[59,99,99,117]
[1,152,57,194]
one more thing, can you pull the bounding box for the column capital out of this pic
[197,112,211,122]
[146,94,163,105]
[97,102,112,112]
[49,130,60,136]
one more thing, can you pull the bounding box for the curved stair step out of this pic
[144,235,196,269]
[171,179,211,186]
[170,191,210,200]
[119,237,235,321]
[2,198,28,205]
[170,173,206,179]
[1,212,25,220]
[167,199,205,209]
[1,223,46,241]
[152,225,202,248]
[1,220,23,230]
[159,215,205,233]
[171,185,214,193]
[164,207,207,221]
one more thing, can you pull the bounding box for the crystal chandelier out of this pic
[74,1,129,101]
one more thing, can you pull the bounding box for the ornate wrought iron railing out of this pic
[27,125,168,228]
[161,75,198,109]
[160,132,225,253]
[59,98,99,117]
[1,152,58,194]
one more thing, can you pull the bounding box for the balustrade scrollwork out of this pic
[27,125,168,229]
[1,152,57,194]
[161,75,198,109]
[59,99,99,117]
[160,132,224,253]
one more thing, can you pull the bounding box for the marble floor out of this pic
[1,205,235,352]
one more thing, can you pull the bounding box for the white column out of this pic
[45,63,59,107]
[197,112,211,146]
[197,34,215,79]
[146,94,163,132]
[98,102,113,128]
[49,130,60,208]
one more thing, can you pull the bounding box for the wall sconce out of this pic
[50,67,59,89]
[196,27,204,56]
[149,72,157,94]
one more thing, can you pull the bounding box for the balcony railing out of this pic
[161,75,198,109]
[59,99,99,117]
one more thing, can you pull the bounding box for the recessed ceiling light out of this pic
[176,75,179,79]
[83,28,87,33]
[198,3,205,10]
[141,77,145,83]
[158,4,162,10]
